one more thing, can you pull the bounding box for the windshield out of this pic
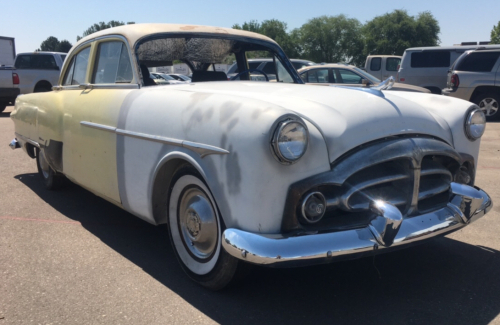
[352,67,381,83]
[136,35,300,83]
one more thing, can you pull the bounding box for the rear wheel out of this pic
[474,93,500,121]
[36,148,65,190]
[168,165,238,290]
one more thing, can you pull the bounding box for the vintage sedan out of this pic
[9,24,493,290]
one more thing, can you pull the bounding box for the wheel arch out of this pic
[470,86,500,101]
[150,152,208,225]
[34,80,53,92]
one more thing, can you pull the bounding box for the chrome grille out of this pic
[282,137,464,233]
[327,155,456,217]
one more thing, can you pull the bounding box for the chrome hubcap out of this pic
[479,98,499,116]
[39,150,50,179]
[179,187,218,260]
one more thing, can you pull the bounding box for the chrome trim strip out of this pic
[80,121,117,132]
[115,129,183,146]
[14,132,40,148]
[80,121,229,157]
[222,183,492,266]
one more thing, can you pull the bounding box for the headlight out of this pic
[271,118,309,164]
[465,108,486,141]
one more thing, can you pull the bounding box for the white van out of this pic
[364,55,401,80]
[397,45,500,94]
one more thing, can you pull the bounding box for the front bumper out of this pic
[222,183,492,267]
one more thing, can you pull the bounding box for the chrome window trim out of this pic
[80,121,229,158]
[58,35,140,89]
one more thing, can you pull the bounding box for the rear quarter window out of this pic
[456,52,500,72]
[386,58,401,71]
[411,51,450,68]
[370,58,381,71]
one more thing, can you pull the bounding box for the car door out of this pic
[58,39,138,204]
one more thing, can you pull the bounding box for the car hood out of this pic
[170,82,457,162]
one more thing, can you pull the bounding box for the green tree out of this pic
[363,10,440,56]
[299,15,364,65]
[40,36,60,51]
[77,21,135,41]
[233,19,300,58]
[39,37,73,53]
[57,40,73,53]
[491,21,500,44]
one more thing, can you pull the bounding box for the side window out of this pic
[15,55,31,69]
[456,52,500,72]
[337,69,363,84]
[63,47,91,86]
[275,58,294,83]
[93,41,133,84]
[370,58,381,71]
[411,51,450,68]
[32,55,58,70]
[261,62,276,75]
[305,69,329,83]
[386,58,401,71]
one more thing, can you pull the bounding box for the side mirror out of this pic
[362,79,370,86]
[54,66,60,71]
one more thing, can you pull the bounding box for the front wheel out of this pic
[36,148,65,190]
[473,93,500,121]
[168,166,238,290]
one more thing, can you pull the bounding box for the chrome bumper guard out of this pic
[222,183,492,266]
[9,138,20,150]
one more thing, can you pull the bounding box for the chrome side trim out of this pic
[80,121,229,157]
[14,132,40,148]
[80,121,117,133]
[222,183,492,266]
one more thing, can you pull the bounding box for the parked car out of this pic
[9,23,492,290]
[0,51,66,112]
[298,63,430,93]
[168,73,191,82]
[150,72,183,84]
[0,66,19,112]
[442,49,500,120]
[364,55,401,80]
[227,58,315,80]
[397,45,500,94]
[14,51,67,93]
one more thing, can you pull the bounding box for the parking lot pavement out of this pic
[1,105,500,324]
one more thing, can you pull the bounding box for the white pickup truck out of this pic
[0,51,66,112]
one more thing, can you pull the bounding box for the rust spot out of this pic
[180,26,198,30]
[214,28,229,34]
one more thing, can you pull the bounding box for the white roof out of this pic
[76,23,276,48]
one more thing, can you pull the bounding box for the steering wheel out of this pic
[231,68,269,81]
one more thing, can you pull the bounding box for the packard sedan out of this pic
[9,24,492,290]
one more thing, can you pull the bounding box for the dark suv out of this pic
[442,49,500,120]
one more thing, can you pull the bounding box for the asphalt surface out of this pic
[1,105,500,325]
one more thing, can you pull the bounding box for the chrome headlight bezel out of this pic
[464,106,486,141]
[270,116,309,165]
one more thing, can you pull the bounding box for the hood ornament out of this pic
[372,76,395,91]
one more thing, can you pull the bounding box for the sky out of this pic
[1,0,499,54]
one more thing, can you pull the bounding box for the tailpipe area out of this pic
[9,138,20,150]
